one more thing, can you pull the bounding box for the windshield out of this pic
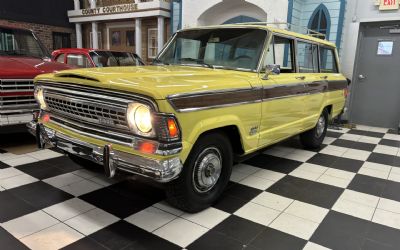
[157,28,267,71]
[90,51,144,67]
[0,28,49,58]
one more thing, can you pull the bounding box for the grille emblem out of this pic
[99,117,115,126]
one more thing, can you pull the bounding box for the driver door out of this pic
[258,35,306,146]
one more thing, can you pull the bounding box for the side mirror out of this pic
[263,64,281,80]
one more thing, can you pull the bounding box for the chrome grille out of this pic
[0,79,38,114]
[45,93,128,128]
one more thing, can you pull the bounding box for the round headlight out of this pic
[127,103,152,134]
[35,88,47,110]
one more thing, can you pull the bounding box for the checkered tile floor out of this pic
[1,125,400,250]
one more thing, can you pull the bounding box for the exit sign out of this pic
[379,0,399,10]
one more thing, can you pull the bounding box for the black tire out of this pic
[300,109,329,149]
[165,132,233,213]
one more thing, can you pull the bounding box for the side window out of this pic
[56,54,65,63]
[67,54,91,68]
[297,41,318,73]
[320,47,338,73]
[264,36,295,73]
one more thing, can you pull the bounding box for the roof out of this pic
[52,48,139,54]
[179,23,336,48]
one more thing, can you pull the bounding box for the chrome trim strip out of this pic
[167,87,259,99]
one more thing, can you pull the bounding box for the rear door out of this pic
[259,35,306,146]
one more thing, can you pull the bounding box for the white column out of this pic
[73,0,80,10]
[92,22,99,49]
[75,23,83,48]
[157,16,165,53]
[135,18,142,57]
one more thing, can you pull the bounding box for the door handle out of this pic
[295,76,306,80]
[358,74,366,80]
[320,76,328,80]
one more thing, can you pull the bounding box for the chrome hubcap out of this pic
[316,115,326,138]
[192,147,222,193]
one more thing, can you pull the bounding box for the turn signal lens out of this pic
[344,88,349,98]
[139,141,156,154]
[42,113,50,123]
[167,118,178,138]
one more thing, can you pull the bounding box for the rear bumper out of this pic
[27,121,183,183]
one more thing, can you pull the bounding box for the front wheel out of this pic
[300,109,329,149]
[165,132,233,213]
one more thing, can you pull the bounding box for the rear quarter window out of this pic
[319,46,338,73]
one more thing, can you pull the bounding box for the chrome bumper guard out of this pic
[27,121,183,183]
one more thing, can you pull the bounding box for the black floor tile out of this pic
[0,148,7,153]
[223,183,262,202]
[244,154,302,174]
[61,237,108,250]
[329,157,364,172]
[44,156,84,172]
[16,161,68,180]
[332,139,376,151]
[212,194,250,214]
[8,181,73,210]
[80,187,156,218]
[249,227,306,250]
[90,221,180,250]
[311,211,370,250]
[365,222,400,250]
[382,180,400,202]
[0,161,11,169]
[362,239,397,250]
[108,180,165,203]
[0,191,36,223]
[326,131,343,138]
[348,174,387,197]
[348,129,385,138]
[379,139,400,148]
[0,227,30,250]
[188,230,251,250]
[267,176,343,208]
[367,153,400,167]
[212,215,266,244]
[387,129,399,135]
[307,153,340,167]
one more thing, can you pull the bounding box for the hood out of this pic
[0,56,73,79]
[38,65,259,100]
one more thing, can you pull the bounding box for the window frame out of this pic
[319,45,339,74]
[262,33,297,73]
[148,28,158,59]
[295,39,320,74]
[66,53,92,68]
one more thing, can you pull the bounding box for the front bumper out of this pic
[0,113,33,127]
[27,121,183,183]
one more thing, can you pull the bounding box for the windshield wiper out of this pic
[179,58,214,69]
[152,58,169,65]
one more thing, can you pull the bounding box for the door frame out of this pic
[347,19,400,125]
[106,22,136,50]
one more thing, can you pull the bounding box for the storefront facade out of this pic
[68,0,171,62]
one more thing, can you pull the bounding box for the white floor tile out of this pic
[181,207,230,229]
[234,202,280,226]
[251,192,294,211]
[359,136,382,144]
[297,163,328,174]
[153,201,185,216]
[384,133,400,141]
[43,198,95,221]
[289,168,321,181]
[2,211,59,239]
[388,172,400,182]
[284,201,329,223]
[358,168,390,179]
[0,153,19,161]
[340,133,361,141]
[255,169,286,182]
[283,151,316,162]
[64,208,119,236]
[342,149,371,161]
[269,213,319,240]
[316,174,352,188]
[153,218,208,248]
[230,170,248,182]
[27,149,63,161]
[324,168,355,180]
[71,169,99,179]
[0,167,24,179]
[58,179,103,196]
[320,145,347,157]
[89,175,119,187]
[2,155,38,167]
[43,173,85,188]
[233,163,261,175]
[373,209,400,230]
[0,174,38,189]
[239,175,275,190]
[340,190,380,207]
[303,241,331,250]
[20,223,84,250]
[377,198,400,214]
[323,137,336,145]
[332,199,375,221]
[373,145,399,156]
[125,206,177,232]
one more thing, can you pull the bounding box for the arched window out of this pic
[308,4,330,39]
[223,16,261,24]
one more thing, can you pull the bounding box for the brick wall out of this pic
[0,19,76,53]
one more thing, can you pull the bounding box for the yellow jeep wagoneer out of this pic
[29,24,348,212]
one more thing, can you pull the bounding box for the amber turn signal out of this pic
[167,118,179,138]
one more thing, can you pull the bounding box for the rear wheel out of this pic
[165,132,233,213]
[300,109,329,149]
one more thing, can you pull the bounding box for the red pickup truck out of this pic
[0,25,72,132]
